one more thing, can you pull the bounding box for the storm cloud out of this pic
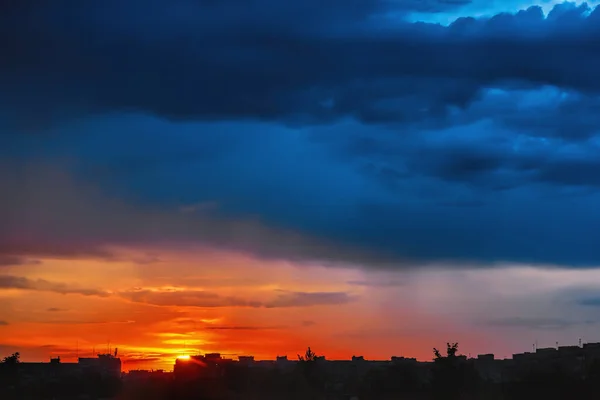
[2,2,600,269]
[1,1,600,127]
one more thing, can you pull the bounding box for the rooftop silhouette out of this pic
[4,340,600,399]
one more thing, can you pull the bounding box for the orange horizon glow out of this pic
[3,245,598,371]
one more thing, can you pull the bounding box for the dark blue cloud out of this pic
[3,113,600,268]
[2,2,600,268]
[579,298,600,306]
[1,1,600,129]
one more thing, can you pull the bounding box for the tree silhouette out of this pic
[1,352,21,393]
[1,352,20,364]
[296,347,326,395]
[431,342,479,400]
[433,342,458,360]
[297,347,318,362]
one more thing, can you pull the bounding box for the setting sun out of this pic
[177,355,191,360]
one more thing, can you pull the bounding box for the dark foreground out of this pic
[4,362,600,400]
[5,343,600,399]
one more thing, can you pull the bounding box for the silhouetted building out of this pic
[391,356,418,364]
[276,355,289,364]
[11,353,121,382]
[125,369,171,383]
[477,354,494,362]
[78,353,122,378]
[174,354,233,381]
[15,358,81,383]
[238,356,255,366]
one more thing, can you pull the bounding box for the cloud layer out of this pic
[2,2,600,269]
[2,2,600,126]
[0,274,355,309]
[0,275,111,297]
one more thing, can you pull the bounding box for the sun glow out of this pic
[177,355,191,360]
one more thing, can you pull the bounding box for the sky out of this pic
[2,0,600,371]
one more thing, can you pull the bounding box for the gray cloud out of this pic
[0,256,40,267]
[119,289,263,308]
[0,275,111,297]
[0,321,8,326]
[347,278,408,287]
[483,317,598,330]
[0,241,121,264]
[119,288,356,309]
[265,290,356,308]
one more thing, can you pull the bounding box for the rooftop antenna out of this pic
[579,338,582,348]
[556,341,559,349]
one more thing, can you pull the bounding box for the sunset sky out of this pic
[3,0,600,371]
